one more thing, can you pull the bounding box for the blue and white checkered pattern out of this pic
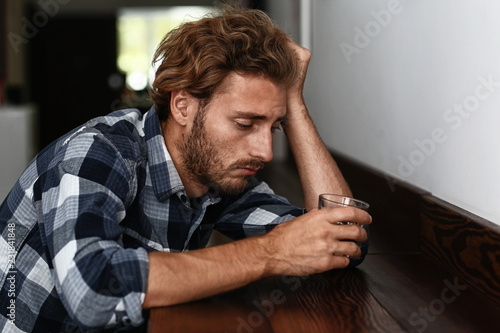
[0,107,303,332]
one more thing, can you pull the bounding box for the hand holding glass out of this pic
[318,193,370,260]
[318,193,370,224]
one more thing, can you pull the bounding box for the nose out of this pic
[249,130,274,162]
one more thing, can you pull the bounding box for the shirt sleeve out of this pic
[33,131,148,331]
[213,178,305,240]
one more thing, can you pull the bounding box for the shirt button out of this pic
[180,194,188,203]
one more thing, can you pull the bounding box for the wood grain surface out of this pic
[360,254,500,333]
[149,254,500,333]
[420,196,500,307]
[148,268,403,333]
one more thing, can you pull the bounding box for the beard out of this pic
[176,105,265,196]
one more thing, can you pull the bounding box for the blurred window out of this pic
[117,6,213,91]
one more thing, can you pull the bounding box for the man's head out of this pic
[150,7,299,122]
[174,72,286,196]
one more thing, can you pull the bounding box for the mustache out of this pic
[230,159,265,170]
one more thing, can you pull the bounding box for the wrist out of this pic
[286,99,309,122]
[287,94,306,110]
[253,233,280,277]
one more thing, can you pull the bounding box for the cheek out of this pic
[218,136,252,164]
[218,136,244,155]
[207,122,244,146]
[204,119,253,157]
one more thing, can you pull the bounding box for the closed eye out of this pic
[235,122,253,130]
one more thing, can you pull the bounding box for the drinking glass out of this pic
[318,193,370,225]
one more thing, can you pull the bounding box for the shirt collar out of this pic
[144,106,185,202]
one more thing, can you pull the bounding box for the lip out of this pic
[237,167,259,176]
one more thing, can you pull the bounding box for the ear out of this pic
[169,90,195,126]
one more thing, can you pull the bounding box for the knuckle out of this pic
[316,239,331,253]
[347,224,364,239]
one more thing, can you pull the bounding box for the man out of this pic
[0,7,370,332]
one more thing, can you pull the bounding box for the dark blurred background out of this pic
[1,0,269,150]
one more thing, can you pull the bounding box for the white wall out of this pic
[301,0,500,224]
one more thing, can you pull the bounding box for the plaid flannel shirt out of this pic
[0,107,304,332]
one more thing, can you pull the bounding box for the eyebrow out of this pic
[234,110,287,122]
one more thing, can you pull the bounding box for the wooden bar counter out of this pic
[148,266,400,333]
[147,253,500,332]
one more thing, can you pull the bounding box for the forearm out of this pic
[285,100,351,211]
[143,235,270,308]
[143,207,371,308]
[284,42,351,211]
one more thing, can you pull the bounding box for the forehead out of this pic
[210,72,287,116]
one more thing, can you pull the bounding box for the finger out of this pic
[321,207,372,226]
[329,224,368,244]
[333,240,363,259]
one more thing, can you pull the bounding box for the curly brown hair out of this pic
[150,7,299,121]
